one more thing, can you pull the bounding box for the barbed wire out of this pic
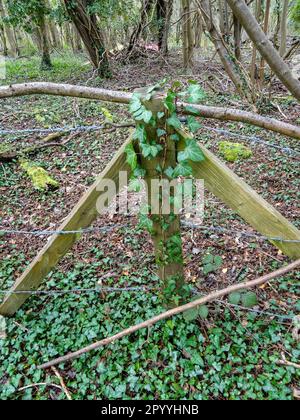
[0,124,108,137]
[1,220,300,244]
[0,223,128,237]
[0,122,299,157]
[182,221,300,244]
[200,125,300,157]
[0,285,156,297]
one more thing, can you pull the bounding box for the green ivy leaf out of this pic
[183,307,199,322]
[187,116,202,133]
[186,83,206,104]
[157,128,166,137]
[228,292,242,305]
[199,305,209,320]
[157,112,165,119]
[167,113,182,130]
[125,143,137,171]
[178,139,205,163]
[133,167,146,178]
[138,214,154,234]
[141,143,163,159]
[129,93,142,113]
[164,91,177,113]
[128,178,143,192]
[133,125,146,143]
[170,134,180,142]
[165,167,175,179]
[173,161,193,177]
[242,292,258,308]
[135,109,153,124]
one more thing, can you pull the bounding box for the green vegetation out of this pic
[19,159,59,191]
[0,11,299,398]
[219,142,253,162]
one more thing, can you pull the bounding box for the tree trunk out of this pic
[250,0,262,88]
[37,14,53,70]
[127,0,154,54]
[157,0,174,54]
[0,0,19,57]
[197,0,252,101]
[233,15,242,60]
[0,22,8,56]
[64,0,110,78]
[259,0,271,84]
[226,0,300,102]
[279,0,289,57]
[181,0,194,69]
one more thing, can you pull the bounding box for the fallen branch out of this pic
[0,83,299,139]
[179,102,300,140]
[38,259,300,370]
[277,353,300,370]
[51,367,72,400]
[0,132,68,162]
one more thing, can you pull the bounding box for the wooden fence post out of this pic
[135,89,186,305]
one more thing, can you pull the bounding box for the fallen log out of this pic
[0,83,299,139]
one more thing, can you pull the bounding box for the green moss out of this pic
[0,143,12,154]
[219,141,253,162]
[19,159,59,191]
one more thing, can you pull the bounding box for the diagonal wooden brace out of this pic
[0,137,132,317]
[177,127,300,259]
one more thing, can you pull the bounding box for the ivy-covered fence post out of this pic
[133,88,186,305]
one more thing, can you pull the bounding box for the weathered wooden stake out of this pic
[136,89,186,304]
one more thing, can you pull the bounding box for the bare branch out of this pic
[38,259,300,370]
[0,83,299,139]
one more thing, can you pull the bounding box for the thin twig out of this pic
[51,367,72,400]
[277,353,300,370]
[38,259,300,369]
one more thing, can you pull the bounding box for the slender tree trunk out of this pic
[73,25,83,52]
[194,11,203,47]
[37,13,53,70]
[181,0,194,69]
[233,15,242,60]
[127,0,154,54]
[218,0,225,35]
[64,0,110,77]
[197,0,251,101]
[0,0,19,57]
[0,23,8,56]
[157,0,174,54]
[279,0,289,57]
[226,0,300,102]
[259,0,271,84]
[250,0,262,88]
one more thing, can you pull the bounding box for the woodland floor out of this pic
[0,50,299,400]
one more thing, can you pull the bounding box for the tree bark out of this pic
[1,81,300,139]
[226,0,300,102]
[259,0,271,84]
[127,0,154,55]
[37,13,53,70]
[181,0,194,69]
[157,0,174,54]
[197,0,252,101]
[0,0,19,57]
[64,0,110,78]
[279,0,289,57]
